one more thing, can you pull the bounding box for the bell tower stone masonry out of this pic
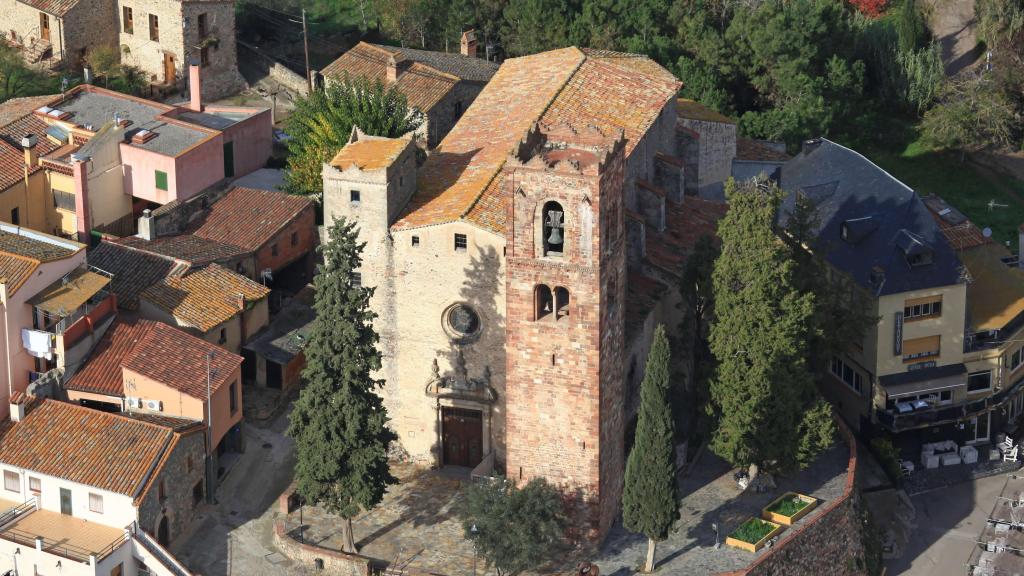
[504,123,627,540]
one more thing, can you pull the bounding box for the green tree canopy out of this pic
[457,478,567,576]
[708,178,831,472]
[284,75,422,200]
[286,217,397,553]
[623,324,679,573]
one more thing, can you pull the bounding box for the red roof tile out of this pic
[0,113,59,192]
[65,319,155,396]
[140,264,270,332]
[0,95,58,126]
[122,321,242,399]
[15,0,81,17]
[0,399,173,496]
[192,187,313,252]
[322,43,460,113]
[394,47,680,234]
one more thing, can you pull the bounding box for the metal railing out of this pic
[38,289,113,335]
[878,378,1024,432]
[0,526,124,564]
[128,522,193,576]
[0,498,35,528]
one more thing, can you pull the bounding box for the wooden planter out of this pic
[761,492,818,526]
[725,518,785,553]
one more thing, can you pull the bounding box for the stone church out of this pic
[324,47,729,540]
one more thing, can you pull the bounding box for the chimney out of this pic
[460,29,478,58]
[21,134,38,168]
[138,208,154,241]
[9,400,24,423]
[386,55,409,83]
[801,137,823,155]
[188,58,202,112]
[71,152,92,244]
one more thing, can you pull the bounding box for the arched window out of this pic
[534,285,553,321]
[542,201,565,257]
[555,287,570,320]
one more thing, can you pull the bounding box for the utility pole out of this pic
[302,9,312,93]
[206,350,217,504]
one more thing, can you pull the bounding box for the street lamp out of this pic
[470,523,479,576]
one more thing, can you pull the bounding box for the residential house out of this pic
[0,223,121,420]
[321,34,499,148]
[0,397,203,574]
[0,70,271,242]
[86,240,187,311]
[3,0,117,68]
[0,96,62,233]
[138,264,269,354]
[122,185,316,287]
[117,0,245,99]
[64,318,244,460]
[774,139,1005,449]
[242,287,314,391]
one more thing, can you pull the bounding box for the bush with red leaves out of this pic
[849,0,889,17]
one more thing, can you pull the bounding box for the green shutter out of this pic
[155,170,168,191]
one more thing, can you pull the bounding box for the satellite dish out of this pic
[983,227,993,238]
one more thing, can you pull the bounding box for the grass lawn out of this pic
[837,116,1024,248]
[766,494,811,517]
[730,518,778,544]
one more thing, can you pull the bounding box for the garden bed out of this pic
[724,518,785,553]
[761,492,818,526]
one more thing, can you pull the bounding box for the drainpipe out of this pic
[236,293,245,346]
[1,283,11,413]
[71,152,91,244]
[56,18,63,64]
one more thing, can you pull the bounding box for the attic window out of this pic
[840,216,877,244]
[895,229,933,267]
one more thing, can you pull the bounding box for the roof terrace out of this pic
[0,501,127,564]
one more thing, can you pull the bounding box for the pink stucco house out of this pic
[10,62,271,242]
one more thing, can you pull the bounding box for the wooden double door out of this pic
[442,407,483,468]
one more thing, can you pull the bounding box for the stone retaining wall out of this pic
[718,416,868,576]
[272,519,372,576]
[238,40,309,97]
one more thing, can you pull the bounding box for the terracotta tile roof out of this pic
[140,264,270,332]
[113,234,247,267]
[321,43,461,113]
[0,230,77,261]
[0,253,39,295]
[331,137,410,171]
[191,187,313,252]
[65,319,155,396]
[119,411,205,433]
[0,114,60,192]
[88,241,187,310]
[677,98,734,124]
[15,0,81,17]
[736,138,791,162]
[646,197,728,277]
[394,47,680,234]
[0,399,173,496]
[122,321,242,398]
[0,95,58,127]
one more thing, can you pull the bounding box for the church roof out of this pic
[392,47,680,235]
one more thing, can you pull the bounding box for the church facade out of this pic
[323,47,728,540]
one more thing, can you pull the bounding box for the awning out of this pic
[879,363,967,396]
[29,268,110,316]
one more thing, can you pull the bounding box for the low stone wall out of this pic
[272,519,372,576]
[718,416,868,576]
[238,41,309,97]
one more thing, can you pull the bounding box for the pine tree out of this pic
[707,178,817,473]
[623,324,679,573]
[286,217,397,553]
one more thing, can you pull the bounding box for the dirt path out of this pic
[925,0,982,76]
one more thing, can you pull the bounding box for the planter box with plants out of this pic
[724,517,785,553]
[761,492,818,526]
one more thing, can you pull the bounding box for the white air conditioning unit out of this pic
[145,399,162,412]
[126,397,141,409]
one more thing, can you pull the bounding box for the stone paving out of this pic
[283,464,480,575]
[591,443,850,575]
[280,441,850,576]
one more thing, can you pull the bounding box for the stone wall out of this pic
[137,429,207,544]
[272,519,371,576]
[237,41,309,97]
[717,418,868,576]
[679,118,736,193]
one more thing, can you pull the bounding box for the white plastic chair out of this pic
[1004,437,1016,451]
[1004,446,1019,463]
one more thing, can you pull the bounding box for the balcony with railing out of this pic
[21,266,116,358]
[0,504,128,565]
[877,378,1024,432]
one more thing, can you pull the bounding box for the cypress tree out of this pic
[622,324,679,573]
[286,217,397,553]
[707,178,817,473]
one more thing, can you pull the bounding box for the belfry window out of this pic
[535,285,553,321]
[555,287,570,319]
[543,201,564,257]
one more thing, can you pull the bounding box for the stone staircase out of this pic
[23,38,52,64]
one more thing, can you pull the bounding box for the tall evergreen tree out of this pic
[284,75,422,200]
[623,324,679,573]
[707,178,820,472]
[286,218,397,553]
